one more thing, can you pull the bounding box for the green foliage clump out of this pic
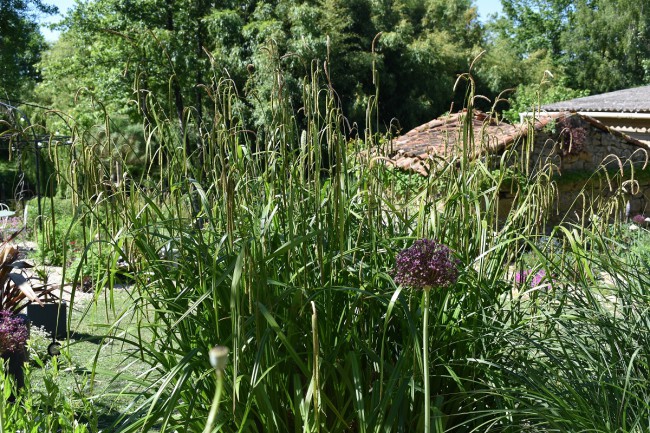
[27,325,52,365]
[486,0,650,97]
[52,67,632,432]
[0,158,20,203]
[503,77,589,123]
[26,196,85,266]
[35,0,483,138]
[0,1,57,100]
[621,220,650,265]
[0,358,94,432]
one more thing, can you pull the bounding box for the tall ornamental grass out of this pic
[30,62,650,433]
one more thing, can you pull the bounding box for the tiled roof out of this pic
[389,110,547,175]
[388,110,646,175]
[542,86,650,113]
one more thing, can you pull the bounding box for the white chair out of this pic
[0,203,16,234]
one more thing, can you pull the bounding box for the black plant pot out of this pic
[2,347,27,391]
[27,301,67,340]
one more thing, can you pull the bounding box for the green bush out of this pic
[503,79,589,123]
[26,325,52,365]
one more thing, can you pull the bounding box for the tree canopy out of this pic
[34,0,483,134]
[3,0,649,138]
[0,0,57,100]
[488,0,650,99]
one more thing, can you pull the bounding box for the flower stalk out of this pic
[312,301,320,433]
[203,346,229,433]
[394,239,459,433]
[423,287,431,433]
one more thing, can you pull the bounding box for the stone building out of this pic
[389,109,650,221]
[535,85,650,145]
[528,111,648,173]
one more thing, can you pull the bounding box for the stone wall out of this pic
[501,113,650,223]
[528,113,649,174]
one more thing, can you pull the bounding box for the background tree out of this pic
[370,0,483,128]
[0,0,57,100]
[496,0,571,59]
[562,0,650,92]
[36,0,483,137]
[481,0,650,114]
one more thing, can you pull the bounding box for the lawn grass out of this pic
[28,289,158,431]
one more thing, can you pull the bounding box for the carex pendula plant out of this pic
[36,46,650,433]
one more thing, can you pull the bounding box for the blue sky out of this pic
[475,0,503,21]
[39,0,75,41]
[40,0,504,42]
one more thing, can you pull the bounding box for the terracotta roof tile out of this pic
[388,110,646,175]
[389,110,529,174]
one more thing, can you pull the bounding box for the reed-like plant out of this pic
[34,55,650,433]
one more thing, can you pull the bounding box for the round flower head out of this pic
[209,345,229,373]
[531,270,547,287]
[514,269,532,285]
[394,239,459,290]
[632,214,646,225]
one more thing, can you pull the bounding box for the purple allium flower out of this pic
[515,269,548,287]
[514,270,531,285]
[632,214,646,225]
[531,269,547,286]
[0,310,28,353]
[394,239,460,290]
